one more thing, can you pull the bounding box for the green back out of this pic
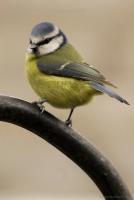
[51,43,83,62]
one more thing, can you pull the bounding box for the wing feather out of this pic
[37,58,114,86]
[37,57,129,105]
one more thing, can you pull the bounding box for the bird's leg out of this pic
[65,108,74,127]
[32,99,47,113]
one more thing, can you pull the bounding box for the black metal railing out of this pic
[0,95,132,199]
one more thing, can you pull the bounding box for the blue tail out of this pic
[90,82,130,105]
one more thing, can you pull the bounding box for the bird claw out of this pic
[32,101,45,114]
[37,102,45,114]
[65,119,72,127]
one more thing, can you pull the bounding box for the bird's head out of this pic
[27,22,67,56]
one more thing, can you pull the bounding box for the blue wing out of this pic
[37,58,129,105]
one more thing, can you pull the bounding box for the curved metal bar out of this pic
[0,95,132,199]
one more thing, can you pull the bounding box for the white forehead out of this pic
[31,25,59,44]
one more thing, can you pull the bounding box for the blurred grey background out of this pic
[0,0,133,199]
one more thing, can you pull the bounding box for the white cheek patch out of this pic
[38,35,64,55]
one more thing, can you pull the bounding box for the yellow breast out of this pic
[25,54,99,108]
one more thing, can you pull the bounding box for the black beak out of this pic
[32,47,38,54]
[29,44,38,54]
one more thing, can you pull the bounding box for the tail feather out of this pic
[90,82,130,105]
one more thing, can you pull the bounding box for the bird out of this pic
[25,22,129,126]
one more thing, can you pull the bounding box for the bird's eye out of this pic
[44,38,52,44]
[37,37,53,46]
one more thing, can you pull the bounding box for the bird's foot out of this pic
[65,119,72,127]
[32,99,46,114]
[36,102,45,114]
[65,108,74,127]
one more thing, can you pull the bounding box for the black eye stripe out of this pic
[29,30,67,51]
[36,32,62,46]
[37,37,53,46]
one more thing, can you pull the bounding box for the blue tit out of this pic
[25,22,129,126]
